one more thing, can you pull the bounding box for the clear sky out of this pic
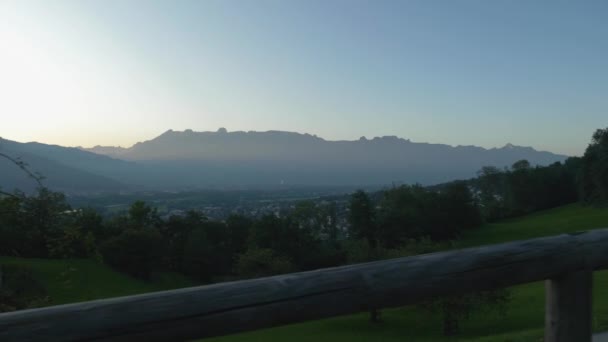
[1,0,606,155]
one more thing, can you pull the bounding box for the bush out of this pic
[235,248,294,279]
[0,264,49,312]
[418,289,511,336]
[99,229,164,279]
[47,226,92,259]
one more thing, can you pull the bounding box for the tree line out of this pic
[1,127,607,335]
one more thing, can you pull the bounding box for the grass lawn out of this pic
[2,203,608,341]
[0,257,193,305]
[457,203,608,247]
[207,203,608,342]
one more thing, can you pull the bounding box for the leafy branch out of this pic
[0,152,45,198]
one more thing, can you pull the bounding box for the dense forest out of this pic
[1,127,607,335]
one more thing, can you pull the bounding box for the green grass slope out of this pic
[208,204,608,342]
[2,204,608,341]
[0,257,193,305]
[458,203,608,247]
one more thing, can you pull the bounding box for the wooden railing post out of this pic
[545,270,592,342]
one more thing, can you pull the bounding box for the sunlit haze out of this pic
[1,0,607,155]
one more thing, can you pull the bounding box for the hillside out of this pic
[2,204,608,341]
[2,131,568,193]
[207,204,608,342]
[0,142,128,194]
[0,257,193,306]
[0,138,144,194]
[84,128,568,188]
[86,129,566,165]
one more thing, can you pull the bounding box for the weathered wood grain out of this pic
[1,229,608,341]
[545,270,593,342]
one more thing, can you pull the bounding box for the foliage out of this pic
[0,151,44,198]
[475,166,507,220]
[343,239,383,264]
[581,127,608,203]
[99,228,164,279]
[343,235,509,335]
[0,127,599,286]
[181,223,229,281]
[0,188,72,257]
[225,214,253,257]
[235,248,294,279]
[370,182,481,247]
[4,204,608,341]
[162,210,206,272]
[419,290,511,336]
[472,159,579,221]
[47,226,89,259]
[0,257,193,306]
[0,264,49,312]
[248,214,323,271]
[207,204,608,342]
[2,127,608,341]
[348,190,377,249]
[128,200,161,230]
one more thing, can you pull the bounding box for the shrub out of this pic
[0,264,49,312]
[99,229,164,279]
[235,248,294,279]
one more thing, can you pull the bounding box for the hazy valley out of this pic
[1,128,567,195]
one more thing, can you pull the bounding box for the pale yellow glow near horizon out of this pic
[0,2,595,156]
[0,3,187,148]
[0,9,84,140]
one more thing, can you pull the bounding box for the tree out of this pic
[162,210,206,272]
[128,201,160,230]
[73,208,105,239]
[225,214,252,257]
[397,241,511,337]
[0,151,88,258]
[283,201,344,269]
[435,181,482,239]
[247,214,318,271]
[420,290,510,336]
[47,208,105,259]
[99,229,164,279]
[511,159,531,171]
[377,185,424,247]
[201,220,232,274]
[474,166,507,221]
[0,264,49,312]
[348,190,382,322]
[47,225,88,259]
[180,218,233,280]
[348,190,377,249]
[321,201,339,243]
[235,248,293,279]
[0,195,24,256]
[581,127,608,203]
[15,188,71,257]
[376,183,480,244]
[505,161,535,215]
[290,201,323,237]
[181,226,214,280]
[0,151,44,199]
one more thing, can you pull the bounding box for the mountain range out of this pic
[1,129,569,194]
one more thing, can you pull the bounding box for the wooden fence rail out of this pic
[2,229,608,342]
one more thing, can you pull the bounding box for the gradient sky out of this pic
[1,0,606,155]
